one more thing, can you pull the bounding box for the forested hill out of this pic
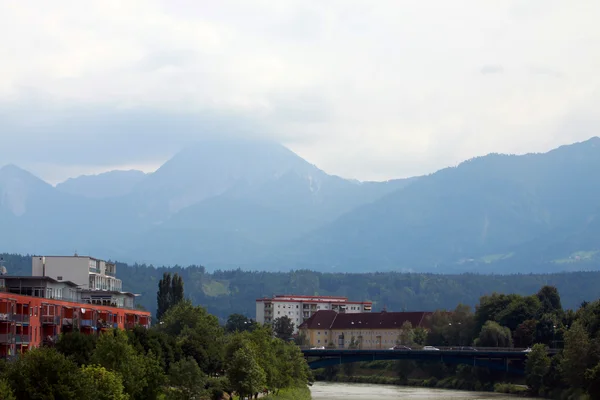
[3,253,599,321]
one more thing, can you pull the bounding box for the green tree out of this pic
[226,313,257,333]
[171,273,184,305]
[5,347,92,400]
[475,320,513,348]
[537,285,563,316]
[514,319,537,348]
[157,272,172,321]
[156,273,185,321]
[525,343,550,395]
[561,322,591,389]
[81,365,128,400]
[0,379,16,400]
[167,357,207,400]
[227,347,266,399]
[160,300,224,374]
[397,321,414,345]
[273,316,295,341]
[413,327,427,345]
[91,330,166,400]
[55,331,98,366]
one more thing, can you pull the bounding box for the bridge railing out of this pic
[301,345,558,353]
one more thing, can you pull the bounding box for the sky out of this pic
[1,0,599,184]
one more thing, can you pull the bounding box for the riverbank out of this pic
[262,386,312,400]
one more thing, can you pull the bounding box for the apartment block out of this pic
[0,256,151,359]
[256,295,372,333]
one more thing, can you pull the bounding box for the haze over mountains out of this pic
[1,137,599,273]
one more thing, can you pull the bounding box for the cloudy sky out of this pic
[1,0,599,183]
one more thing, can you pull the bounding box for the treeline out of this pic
[317,286,600,399]
[2,253,600,321]
[0,277,310,399]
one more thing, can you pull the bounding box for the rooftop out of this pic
[2,276,80,287]
[257,295,372,304]
[299,310,434,331]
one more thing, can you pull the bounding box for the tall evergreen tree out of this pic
[157,273,172,321]
[171,273,184,305]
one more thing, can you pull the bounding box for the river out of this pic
[310,382,538,399]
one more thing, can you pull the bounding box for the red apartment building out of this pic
[0,256,151,359]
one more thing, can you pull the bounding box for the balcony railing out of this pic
[80,320,94,327]
[15,335,30,344]
[0,333,15,343]
[105,271,116,277]
[41,316,61,325]
[14,315,30,324]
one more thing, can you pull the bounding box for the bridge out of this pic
[302,347,559,375]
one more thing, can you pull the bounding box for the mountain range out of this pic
[1,137,599,273]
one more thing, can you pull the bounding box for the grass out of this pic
[262,386,312,400]
[479,253,514,263]
[202,280,230,297]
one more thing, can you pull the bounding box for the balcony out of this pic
[105,271,116,277]
[41,316,61,325]
[80,320,94,327]
[15,335,30,344]
[0,333,15,343]
[0,313,14,322]
[89,267,101,274]
[14,315,30,324]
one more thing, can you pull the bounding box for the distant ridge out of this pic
[1,136,599,274]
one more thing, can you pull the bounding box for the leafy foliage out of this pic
[273,316,295,342]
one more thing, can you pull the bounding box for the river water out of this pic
[310,382,537,399]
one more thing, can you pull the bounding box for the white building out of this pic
[31,255,136,308]
[256,295,373,333]
[32,255,122,292]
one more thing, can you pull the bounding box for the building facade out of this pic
[298,310,433,349]
[32,255,122,292]
[256,295,372,333]
[0,256,151,359]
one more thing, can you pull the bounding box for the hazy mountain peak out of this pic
[0,164,52,216]
[56,169,147,198]
[133,138,325,214]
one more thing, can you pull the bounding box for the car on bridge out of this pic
[389,345,412,350]
[310,346,325,350]
[422,346,440,351]
[450,346,478,351]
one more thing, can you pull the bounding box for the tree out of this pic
[81,365,128,400]
[413,327,427,345]
[167,357,207,400]
[157,273,185,320]
[514,319,537,348]
[475,320,513,348]
[397,321,414,345]
[226,314,257,333]
[561,322,591,389]
[157,272,172,321]
[227,347,266,399]
[160,300,224,374]
[0,379,15,400]
[273,316,295,341]
[91,329,166,400]
[55,331,98,366]
[5,347,92,400]
[171,273,184,305]
[537,286,563,316]
[525,343,550,395]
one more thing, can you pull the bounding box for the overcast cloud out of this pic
[1,0,599,183]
